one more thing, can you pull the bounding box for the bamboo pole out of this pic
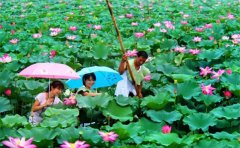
[105,0,139,97]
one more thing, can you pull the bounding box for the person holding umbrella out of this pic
[115,50,150,98]
[29,80,64,125]
[77,73,102,96]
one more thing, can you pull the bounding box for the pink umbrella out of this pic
[19,63,79,79]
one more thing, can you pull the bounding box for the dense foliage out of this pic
[0,0,239,147]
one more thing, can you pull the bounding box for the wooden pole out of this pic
[105,0,139,96]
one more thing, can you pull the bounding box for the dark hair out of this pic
[137,51,148,59]
[82,73,96,86]
[45,80,64,92]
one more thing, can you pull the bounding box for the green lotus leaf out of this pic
[210,131,240,140]
[144,132,181,146]
[145,110,182,124]
[210,104,240,120]
[194,94,223,106]
[80,126,102,144]
[2,114,28,127]
[76,94,112,109]
[23,80,45,91]
[0,30,7,42]
[156,63,178,75]
[56,126,81,144]
[3,61,22,72]
[0,128,19,141]
[212,24,224,40]
[183,113,217,131]
[159,39,177,50]
[111,122,141,141]
[181,134,206,145]
[192,139,228,148]
[198,40,214,48]
[0,97,13,113]
[171,74,194,83]
[18,127,59,142]
[174,53,184,66]
[198,49,224,61]
[0,71,14,86]
[176,104,197,115]
[177,81,201,100]
[115,95,138,107]
[40,115,78,128]
[92,43,109,59]
[138,118,165,132]
[44,108,79,117]
[221,73,240,91]
[102,100,133,122]
[141,92,173,110]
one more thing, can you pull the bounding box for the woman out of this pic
[29,80,64,125]
[77,73,101,96]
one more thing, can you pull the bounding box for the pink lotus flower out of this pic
[226,69,232,74]
[174,46,186,53]
[183,14,190,19]
[163,21,175,29]
[222,36,229,40]
[60,140,90,148]
[209,36,214,40]
[153,22,161,27]
[211,69,224,80]
[0,25,2,29]
[223,90,232,99]
[201,84,215,95]
[231,34,240,39]
[189,49,200,55]
[180,21,188,25]
[227,13,234,19]
[199,66,212,76]
[11,30,15,35]
[67,35,77,40]
[32,33,42,39]
[162,125,171,134]
[134,32,144,38]
[5,89,11,96]
[87,24,92,28]
[63,95,77,106]
[98,131,118,143]
[216,19,221,24]
[50,31,58,36]
[50,28,61,33]
[232,39,239,45]
[160,28,167,33]
[131,22,138,26]
[193,36,202,42]
[195,27,204,32]
[9,39,19,44]
[69,26,77,31]
[125,14,133,18]
[144,74,151,81]
[94,25,102,30]
[78,5,83,9]
[204,23,212,29]
[2,137,36,148]
[147,28,154,32]
[50,50,57,58]
[91,34,97,38]
[125,49,138,57]
[0,54,12,63]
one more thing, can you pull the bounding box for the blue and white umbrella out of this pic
[66,66,122,89]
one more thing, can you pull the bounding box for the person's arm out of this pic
[31,99,51,112]
[118,55,127,74]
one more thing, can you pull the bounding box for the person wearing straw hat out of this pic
[29,80,64,125]
[115,50,150,98]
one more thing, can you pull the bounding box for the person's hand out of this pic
[138,93,143,98]
[121,54,128,62]
[43,99,53,107]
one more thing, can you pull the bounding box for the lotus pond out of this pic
[0,0,240,147]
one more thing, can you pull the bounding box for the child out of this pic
[77,73,102,96]
[29,80,64,125]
